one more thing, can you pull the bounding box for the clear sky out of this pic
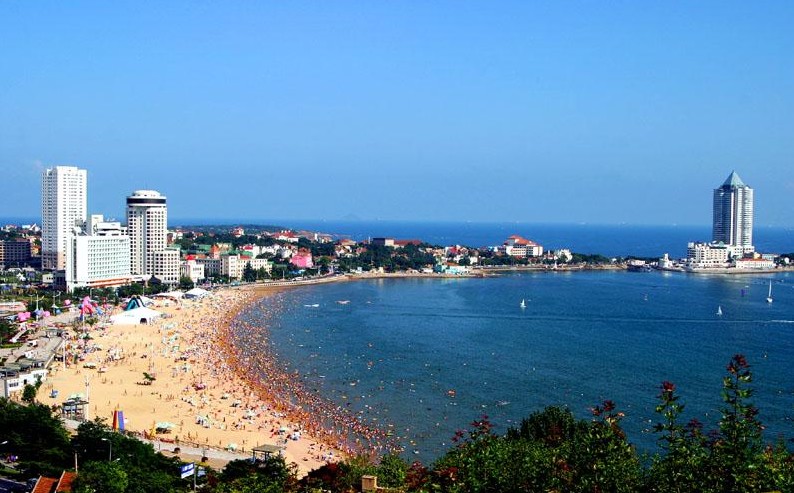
[1,2,792,226]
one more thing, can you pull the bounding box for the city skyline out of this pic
[2,3,793,226]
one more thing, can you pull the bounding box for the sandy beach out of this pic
[43,285,345,475]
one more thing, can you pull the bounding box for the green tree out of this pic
[21,382,38,403]
[0,399,72,477]
[178,276,195,290]
[73,460,128,493]
[216,456,297,492]
[376,453,408,488]
[242,263,256,282]
[73,419,184,492]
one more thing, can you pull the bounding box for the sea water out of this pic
[235,271,794,463]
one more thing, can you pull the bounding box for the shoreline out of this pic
[38,266,791,475]
[223,286,398,458]
[44,286,343,476]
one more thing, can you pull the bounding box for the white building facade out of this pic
[686,242,730,268]
[65,215,131,292]
[126,190,168,276]
[151,249,180,285]
[221,254,273,280]
[41,166,87,270]
[180,259,206,284]
[713,171,754,256]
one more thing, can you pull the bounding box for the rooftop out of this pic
[722,171,747,188]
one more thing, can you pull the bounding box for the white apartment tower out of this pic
[41,166,87,270]
[712,171,754,256]
[126,190,168,276]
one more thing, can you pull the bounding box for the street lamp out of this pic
[101,438,112,462]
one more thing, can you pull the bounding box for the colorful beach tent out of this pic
[110,306,162,325]
[125,295,155,311]
[184,288,209,299]
[153,291,184,301]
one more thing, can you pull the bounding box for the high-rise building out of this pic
[712,171,754,255]
[41,166,87,270]
[126,190,168,276]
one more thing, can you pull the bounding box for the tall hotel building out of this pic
[126,190,168,276]
[712,171,754,255]
[41,166,87,270]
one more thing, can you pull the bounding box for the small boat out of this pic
[304,304,320,308]
[336,300,351,305]
[767,281,773,304]
[716,306,723,316]
[519,299,526,309]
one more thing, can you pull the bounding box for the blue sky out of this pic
[1,2,792,226]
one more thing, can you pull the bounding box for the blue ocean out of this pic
[238,220,793,258]
[6,217,791,258]
[236,270,794,463]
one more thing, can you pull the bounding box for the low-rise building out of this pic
[734,258,775,270]
[371,237,395,247]
[434,262,470,275]
[500,235,544,258]
[1,360,48,398]
[196,257,221,277]
[221,254,274,280]
[686,242,730,268]
[290,249,314,269]
[0,239,32,268]
[180,258,206,284]
[274,231,300,243]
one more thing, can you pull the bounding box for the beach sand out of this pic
[43,286,343,475]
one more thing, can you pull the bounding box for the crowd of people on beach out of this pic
[220,291,400,459]
[45,286,402,469]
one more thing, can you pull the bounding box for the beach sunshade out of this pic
[156,421,176,429]
[227,443,238,451]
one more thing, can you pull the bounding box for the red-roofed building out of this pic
[502,235,544,257]
[32,471,77,493]
[275,231,300,243]
[209,244,220,259]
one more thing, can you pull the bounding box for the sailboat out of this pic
[520,299,526,309]
[766,280,773,304]
[716,305,723,316]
